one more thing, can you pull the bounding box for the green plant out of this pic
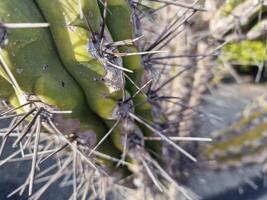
[0,0,209,199]
[222,40,267,67]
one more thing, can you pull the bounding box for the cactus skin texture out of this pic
[35,0,125,120]
[0,74,13,99]
[0,0,210,199]
[0,0,112,139]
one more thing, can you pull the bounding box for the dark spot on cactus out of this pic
[92,77,104,82]
[0,24,7,48]
[61,81,65,87]
[43,64,49,71]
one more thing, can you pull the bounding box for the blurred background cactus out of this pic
[200,0,267,177]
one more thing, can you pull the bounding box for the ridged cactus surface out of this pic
[0,0,210,199]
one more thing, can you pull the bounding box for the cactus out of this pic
[0,75,13,99]
[211,0,267,70]
[200,0,267,172]
[201,95,267,170]
[0,0,214,199]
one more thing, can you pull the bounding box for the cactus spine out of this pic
[0,0,212,199]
